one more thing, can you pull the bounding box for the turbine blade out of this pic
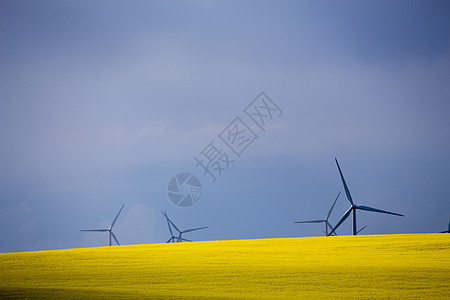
[166,238,173,243]
[168,219,181,233]
[448,221,450,232]
[355,205,404,217]
[326,222,334,231]
[111,231,120,245]
[327,191,341,220]
[162,212,172,235]
[327,222,338,236]
[80,229,108,232]
[110,203,125,229]
[161,211,180,234]
[167,222,174,236]
[165,216,174,236]
[294,220,325,224]
[182,226,208,233]
[357,225,367,234]
[328,207,352,236]
[335,158,354,206]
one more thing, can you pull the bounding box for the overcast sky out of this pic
[1,0,449,252]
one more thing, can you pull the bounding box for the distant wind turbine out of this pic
[80,203,125,246]
[162,211,208,242]
[357,225,368,234]
[441,221,450,233]
[294,192,341,236]
[329,158,404,236]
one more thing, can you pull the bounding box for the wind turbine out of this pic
[329,158,404,236]
[440,221,450,233]
[80,203,125,246]
[294,192,341,236]
[162,211,208,242]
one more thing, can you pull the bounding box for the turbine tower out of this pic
[162,211,208,242]
[80,203,125,246]
[294,192,341,236]
[441,221,450,233]
[329,158,404,236]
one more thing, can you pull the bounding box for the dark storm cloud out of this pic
[0,0,449,252]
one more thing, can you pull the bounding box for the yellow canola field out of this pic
[0,233,448,299]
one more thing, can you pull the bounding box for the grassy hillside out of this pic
[0,233,448,299]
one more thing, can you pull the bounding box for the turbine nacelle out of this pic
[80,203,125,246]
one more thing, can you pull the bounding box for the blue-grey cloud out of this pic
[0,0,449,252]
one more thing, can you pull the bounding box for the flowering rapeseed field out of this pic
[0,233,448,298]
